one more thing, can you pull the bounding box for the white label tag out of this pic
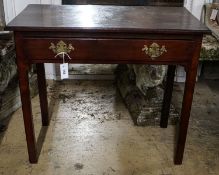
[210,9,218,20]
[60,63,69,80]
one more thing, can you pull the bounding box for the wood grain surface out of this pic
[6,5,209,34]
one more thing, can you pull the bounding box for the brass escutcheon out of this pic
[49,40,74,55]
[142,43,167,60]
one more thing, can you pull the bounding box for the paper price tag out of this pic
[210,9,218,20]
[60,63,69,80]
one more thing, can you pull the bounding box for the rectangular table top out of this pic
[6,4,209,34]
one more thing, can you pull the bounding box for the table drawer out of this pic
[24,38,195,63]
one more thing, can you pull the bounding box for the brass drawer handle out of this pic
[49,40,74,55]
[142,43,167,60]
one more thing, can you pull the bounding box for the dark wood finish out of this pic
[6,5,208,35]
[24,38,195,64]
[174,37,202,164]
[6,5,209,165]
[14,33,38,163]
[62,0,184,6]
[160,65,176,128]
[36,63,49,126]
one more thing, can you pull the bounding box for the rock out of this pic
[116,65,179,126]
[128,64,166,95]
[200,35,219,61]
[0,32,38,123]
[203,3,219,40]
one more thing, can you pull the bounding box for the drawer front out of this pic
[24,38,195,63]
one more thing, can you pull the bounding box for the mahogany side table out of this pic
[5,4,210,164]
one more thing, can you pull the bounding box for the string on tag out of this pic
[55,52,72,63]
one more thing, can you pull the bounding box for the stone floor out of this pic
[0,79,218,175]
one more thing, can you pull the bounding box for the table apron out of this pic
[22,38,195,64]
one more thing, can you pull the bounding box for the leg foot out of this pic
[18,65,38,163]
[174,65,198,165]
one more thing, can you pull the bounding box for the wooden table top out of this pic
[6,4,209,34]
